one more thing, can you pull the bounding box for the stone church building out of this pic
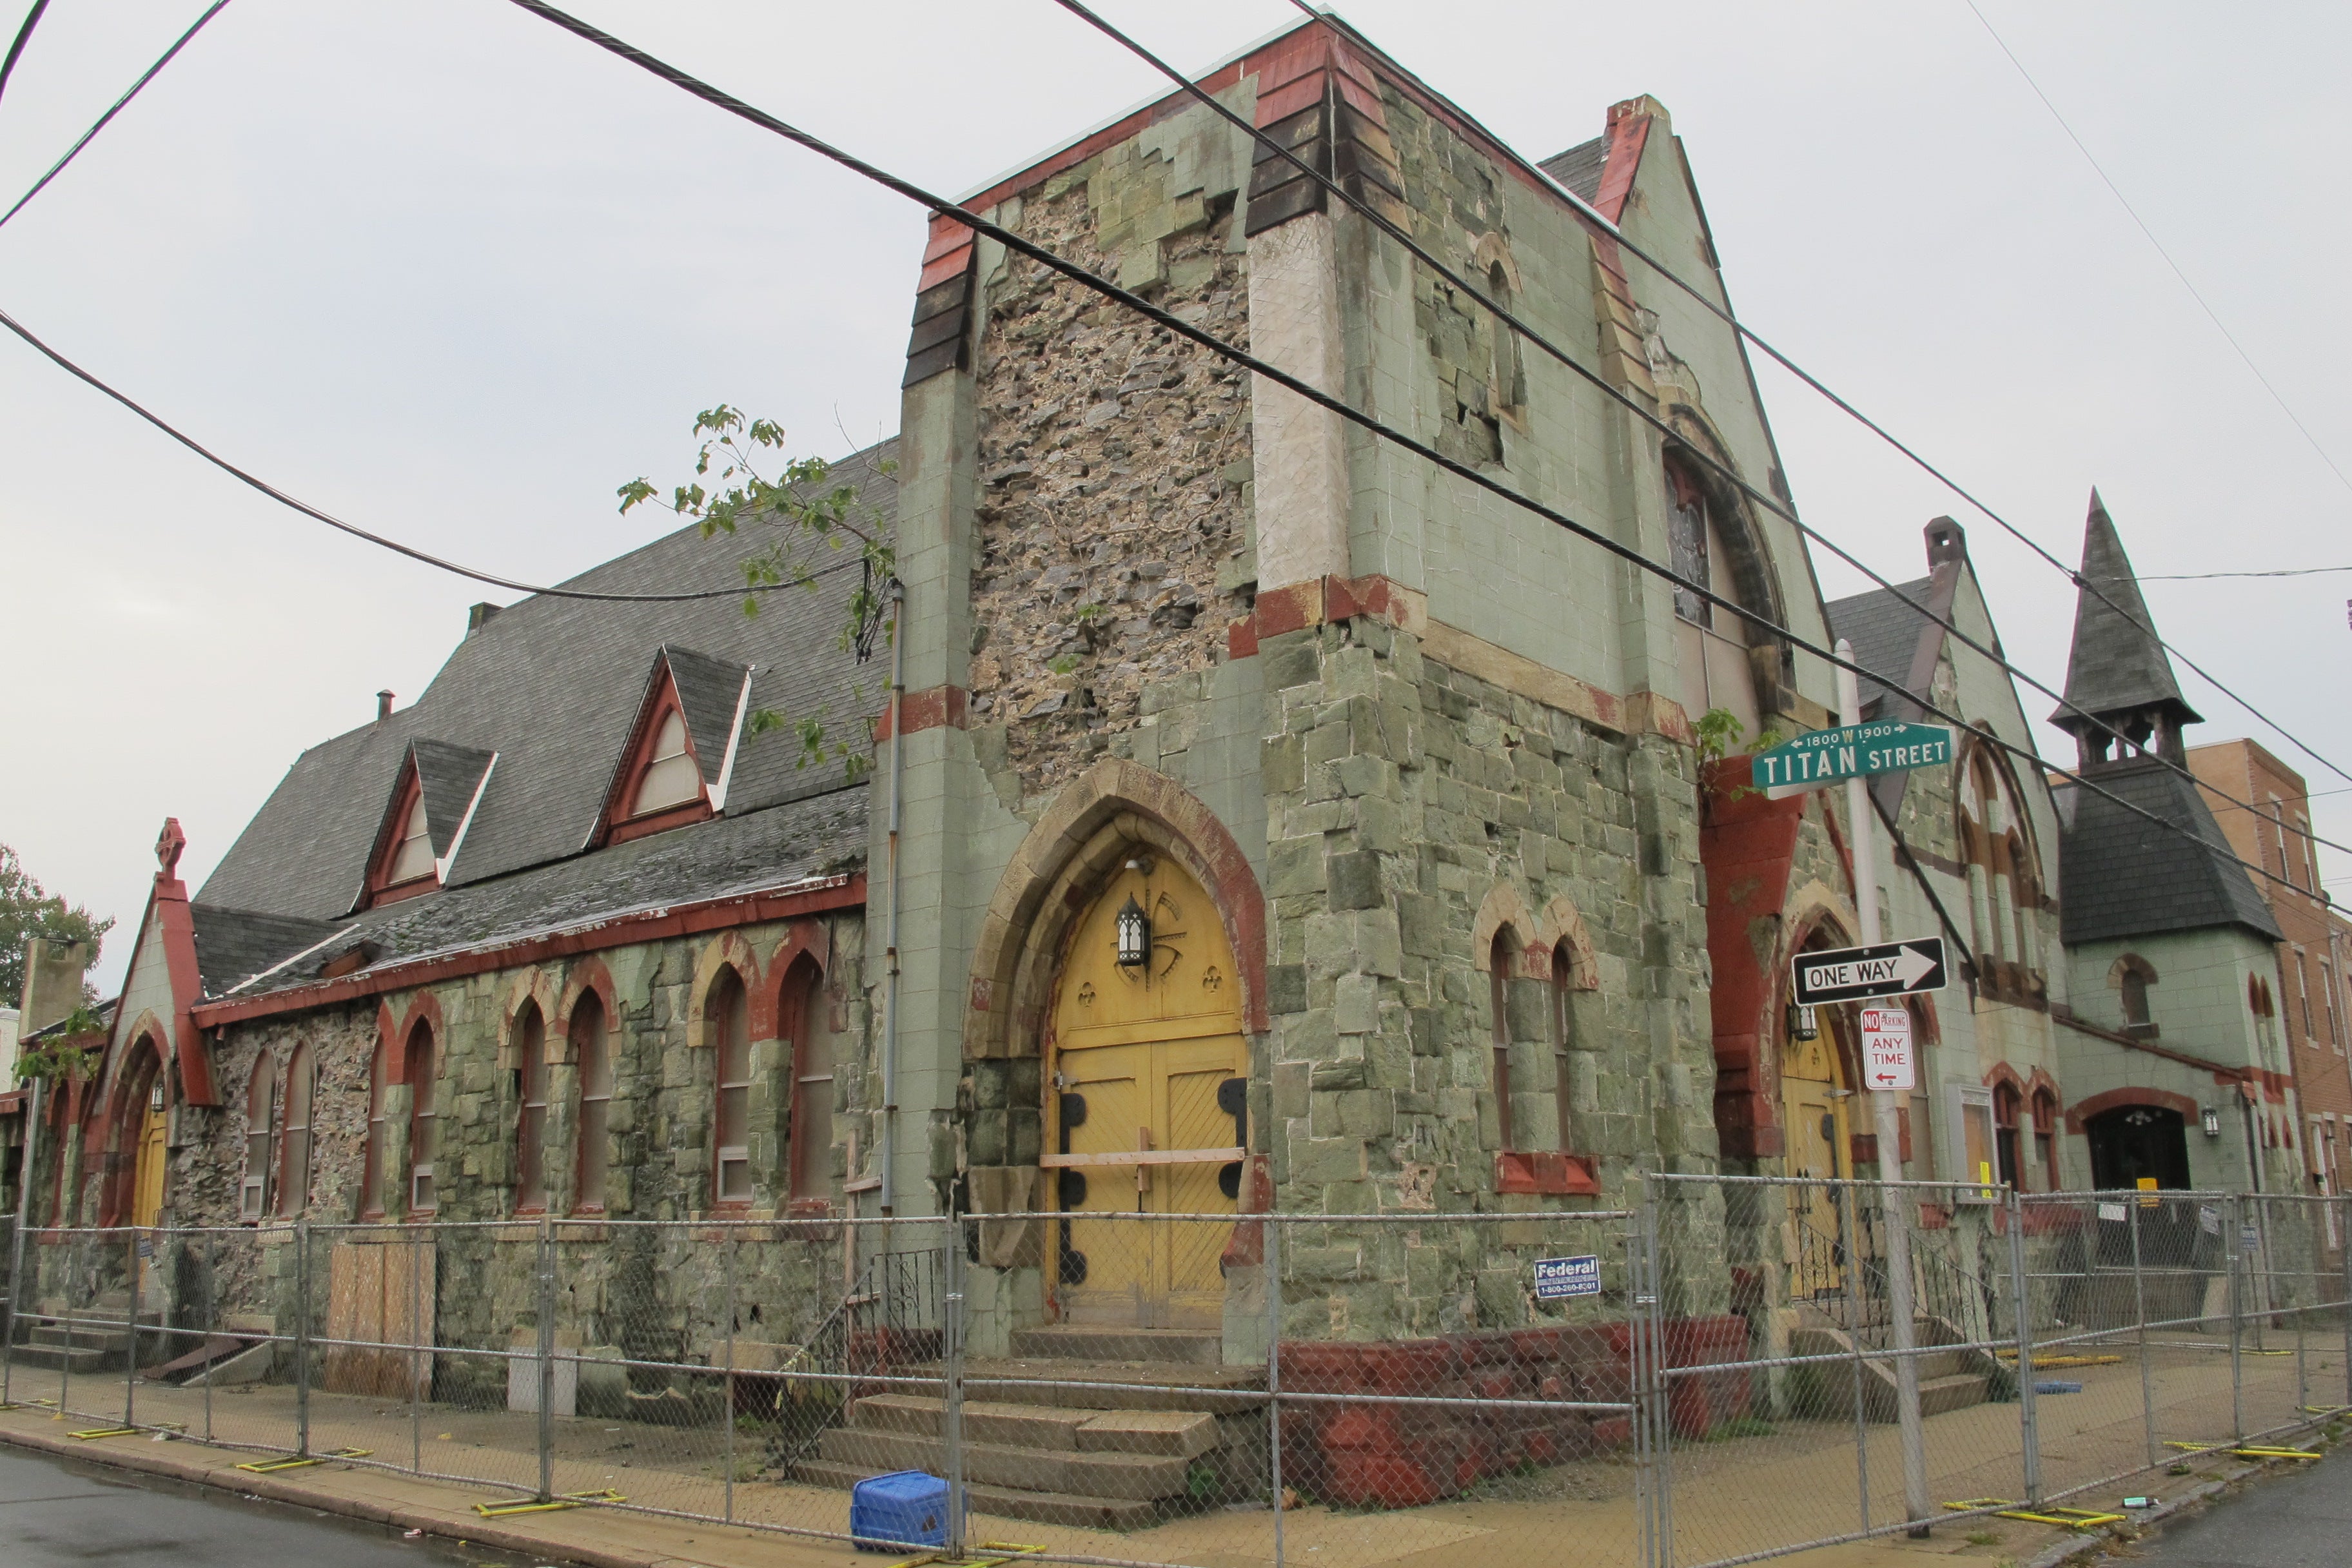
[46,18,2272,1475]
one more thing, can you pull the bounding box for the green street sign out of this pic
[1750,721,1954,796]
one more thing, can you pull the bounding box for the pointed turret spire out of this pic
[2050,489,2200,767]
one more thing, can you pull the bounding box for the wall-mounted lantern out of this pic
[1786,1003,1819,1043]
[2200,1105,2222,1139]
[1115,895,1151,968]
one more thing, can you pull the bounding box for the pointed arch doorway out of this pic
[1047,852,1246,1329]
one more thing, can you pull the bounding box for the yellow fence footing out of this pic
[1943,1499,2125,1531]
[887,1545,1045,1568]
[473,1489,626,1518]
[66,1427,139,1441]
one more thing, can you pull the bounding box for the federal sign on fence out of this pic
[1532,1255,1602,1300]
[1750,720,1954,796]
[1791,937,1946,1004]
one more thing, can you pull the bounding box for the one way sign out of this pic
[1791,938,1947,1005]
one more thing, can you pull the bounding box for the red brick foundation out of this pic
[1279,1316,1750,1507]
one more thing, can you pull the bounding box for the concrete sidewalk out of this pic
[0,1343,2332,1568]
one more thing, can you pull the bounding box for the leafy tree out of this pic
[0,844,111,1006]
[620,407,896,779]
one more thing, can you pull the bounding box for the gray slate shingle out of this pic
[1823,577,1937,715]
[2054,757,2280,945]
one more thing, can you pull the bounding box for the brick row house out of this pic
[29,13,2324,1514]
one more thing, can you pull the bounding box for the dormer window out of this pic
[355,740,498,912]
[386,790,435,885]
[632,705,703,818]
[596,646,752,848]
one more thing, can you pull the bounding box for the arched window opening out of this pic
[712,970,753,1206]
[1993,1080,2023,1190]
[2120,957,2156,1032]
[1488,261,1525,417]
[788,961,837,1204]
[277,1044,314,1219]
[1959,747,2046,1000]
[1550,941,1576,1153]
[513,1002,548,1212]
[406,1023,438,1214]
[241,1059,279,1220]
[2031,1087,2061,1191]
[361,1040,389,1217]
[1489,930,1518,1154]
[571,994,611,1213]
[1665,456,1762,740]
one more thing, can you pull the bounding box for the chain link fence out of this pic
[0,1187,2342,1568]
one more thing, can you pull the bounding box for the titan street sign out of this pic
[1790,937,1948,1006]
[1750,721,1955,797]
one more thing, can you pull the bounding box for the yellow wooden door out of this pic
[1781,1022,1854,1298]
[131,1098,168,1230]
[1050,857,1245,1328]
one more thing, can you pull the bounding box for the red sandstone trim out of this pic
[1495,1150,1601,1196]
[191,875,867,1029]
[874,685,967,741]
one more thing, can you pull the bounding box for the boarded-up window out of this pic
[712,970,752,1204]
[323,1240,435,1398]
[241,1062,277,1220]
[406,1023,437,1214]
[573,994,611,1212]
[514,1003,548,1212]
[787,961,835,1202]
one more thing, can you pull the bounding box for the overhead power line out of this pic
[2139,566,2352,581]
[1274,0,2352,792]
[0,0,235,231]
[0,304,868,604]
[1961,0,2352,498]
[0,1,50,110]
[496,0,2326,908]
[1043,0,2352,864]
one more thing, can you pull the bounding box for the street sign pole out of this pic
[1837,638,1931,1534]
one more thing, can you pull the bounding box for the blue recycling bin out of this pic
[851,1470,957,1552]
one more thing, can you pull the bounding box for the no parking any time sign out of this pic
[1859,1007,1914,1093]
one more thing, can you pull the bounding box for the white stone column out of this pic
[1246,211,1349,591]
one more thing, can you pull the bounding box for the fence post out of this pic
[2340,1195,2351,1409]
[411,1223,425,1475]
[723,1227,737,1525]
[2227,1194,2244,1444]
[943,1215,966,1560]
[536,1215,554,1503]
[1641,1188,1674,1568]
[2130,1193,2155,1467]
[1267,1213,1284,1568]
[295,1219,311,1458]
[1836,1180,1868,1536]
[1,1197,26,1407]
[60,1231,75,1416]
[201,1235,214,1444]
[2006,1191,2039,1505]
[122,1228,140,1428]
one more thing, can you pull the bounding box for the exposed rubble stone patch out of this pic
[969,148,1255,801]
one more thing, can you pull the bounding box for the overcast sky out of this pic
[1,0,2346,996]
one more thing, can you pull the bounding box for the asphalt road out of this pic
[0,1445,542,1566]
[2133,1448,2352,1567]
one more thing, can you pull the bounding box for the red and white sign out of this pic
[1859,1006,1915,1092]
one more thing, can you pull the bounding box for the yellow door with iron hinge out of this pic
[132,1091,168,1230]
[1049,856,1246,1328]
[1782,1015,1855,1298]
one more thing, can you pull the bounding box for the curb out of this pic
[0,1423,691,1568]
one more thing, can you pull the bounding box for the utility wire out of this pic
[1044,0,2352,863]
[1961,0,2352,498]
[497,0,2325,907]
[2141,567,2352,581]
[0,0,50,110]
[1275,0,2352,792]
[0,0,233,231]
[0,304,870,603]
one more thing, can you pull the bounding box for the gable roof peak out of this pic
[2050,488,2200,742]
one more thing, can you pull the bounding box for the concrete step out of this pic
[959,1357,1264,1413]
[818,1426,1190,1502]
[853,1393,1219,1458]
[1008,1327,1222,1366]
[1916,1373,1988,1418]
[7,1343,110,1375]
[28,1325,129,1353]
[791,1458,1162,1531]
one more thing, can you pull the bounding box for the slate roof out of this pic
[1823,577,1937,715]
[190,440,893,996]
[2053,756,2280,945]
[2053,491,2200,732]
[190,907,344,995]
[1538,135,1609,203]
